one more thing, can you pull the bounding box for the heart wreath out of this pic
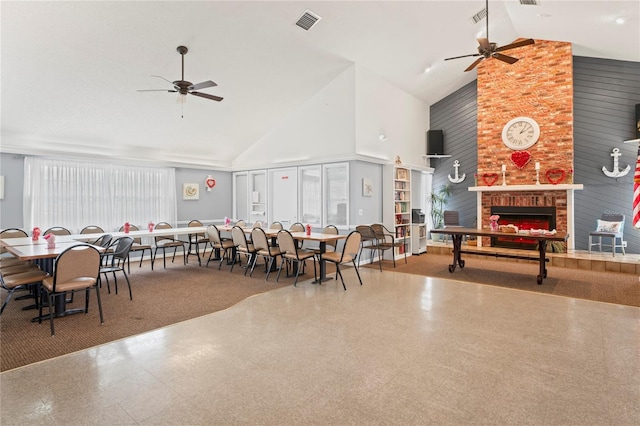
[482,173,499,186]
[545,169,566,185]
[510,151,531,169]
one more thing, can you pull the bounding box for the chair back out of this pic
[443,211,461,227]
[252,221,262,228]
[341,231,362,261]
[44,227,71,236]
[371,223,389,238]
[235,220,247,227]
[108,237,134,262]
[356,225,377,242]
[126,224,143,244]
[91,234,113,248]
[53,245,101,290]
[251,228,270,252]
[188,220,205,240]
[597,214,625,237]
[277,230,297,256]
[0,228,28,239]
[231,226,249,250]
[289,222,304,232]
[0,228,28,254]
[270,222,283,230]
[207,224,223,246]
[322,225,340,249]
[154,222,175,243]
[80,225,104,234]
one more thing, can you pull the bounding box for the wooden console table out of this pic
[430,227,569,285]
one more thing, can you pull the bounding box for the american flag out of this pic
[634,146,640,228]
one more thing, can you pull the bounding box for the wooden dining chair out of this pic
[250,227,282,281]
[151,222,186,270]
[230,226,256,275]
[186,219,209,266]
[205,225,235,270]
[321,230,363,290]
[38,244,103,336]
[120,224,153,272]
[275,230,316,286]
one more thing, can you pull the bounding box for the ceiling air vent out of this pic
[469,7,487,24]
[295,10,321,31]
[519,0,541,5]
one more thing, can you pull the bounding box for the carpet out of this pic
[364,252,640,307]
[0,256,297,372]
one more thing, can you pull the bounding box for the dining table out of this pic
[0,237,107,320]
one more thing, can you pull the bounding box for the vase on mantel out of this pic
[490,220,499,232]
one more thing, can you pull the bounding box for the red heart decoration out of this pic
[545,169,566,185]
[510,151,531,169]
[482,173,499,186]
[205,178,216,189]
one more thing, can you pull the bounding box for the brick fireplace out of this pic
[471,39,581,249]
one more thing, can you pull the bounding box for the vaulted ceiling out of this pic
[2,1,638,169]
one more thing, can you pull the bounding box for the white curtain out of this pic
[24,157,176,233]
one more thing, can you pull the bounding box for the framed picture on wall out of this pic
[183,183,199,200]
[362,178,373,197]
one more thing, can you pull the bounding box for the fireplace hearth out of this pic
[490,206,556,250]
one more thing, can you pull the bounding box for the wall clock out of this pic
[501,117,540,150]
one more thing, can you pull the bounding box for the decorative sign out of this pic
[183,183,199,200]
[602,147,630,178]
[447,160,466,184]
[545,169,566,185]
[482,173,499,186]
[205,175,216,191]
[510,150,531,169]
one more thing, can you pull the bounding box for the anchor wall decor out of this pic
[602,147,630,178]
[447,160,466,184]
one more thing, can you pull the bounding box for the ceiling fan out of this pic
[444,0,534,72]
[138,46,223,102]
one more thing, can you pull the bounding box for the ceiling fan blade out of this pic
[493,53,519,64]
[137,89,177,92]
[190,91,223,102]
[495,39,535,52]
[477,38,491,51]
[465,57,485,72]
[189,80,217,91]
[150,75,175,85]
[445,53,481,61]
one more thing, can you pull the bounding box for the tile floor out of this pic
[1,266,639,425]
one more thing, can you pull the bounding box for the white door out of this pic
[268,168,298,228]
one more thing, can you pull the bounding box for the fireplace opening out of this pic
[490,206,556,250]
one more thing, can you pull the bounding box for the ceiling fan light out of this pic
[177,93,187,104]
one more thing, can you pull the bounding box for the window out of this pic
[23,157,176,233]
[299,165,321,227]
[323,163,349,228]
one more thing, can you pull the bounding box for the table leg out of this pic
[312,241,331,284]
[537,239,548,285]
[447,234,465,273]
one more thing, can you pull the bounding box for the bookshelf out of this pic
[383,165,412,260]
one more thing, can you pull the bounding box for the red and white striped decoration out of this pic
[634,146,640,228]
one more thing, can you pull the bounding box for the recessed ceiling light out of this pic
[615,17,625,24]
[424,66,432,73]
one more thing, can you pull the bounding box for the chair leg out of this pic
[352,259,363,286]
[95,284,104,324]
[122,270,132,300]
[1,288,16,314]
[276,257,286,283]
[335,264,346,291]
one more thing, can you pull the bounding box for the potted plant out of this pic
[429,184,452,239]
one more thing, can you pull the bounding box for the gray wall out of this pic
[0,153,25,229]
[429,81,478,229]
[349,160,383,227]
[573,56,640,253]
[175,168,232,226]
[429,57,640,253]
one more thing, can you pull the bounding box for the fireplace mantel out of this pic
[469,184,583,192]
[470,183,583,249]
